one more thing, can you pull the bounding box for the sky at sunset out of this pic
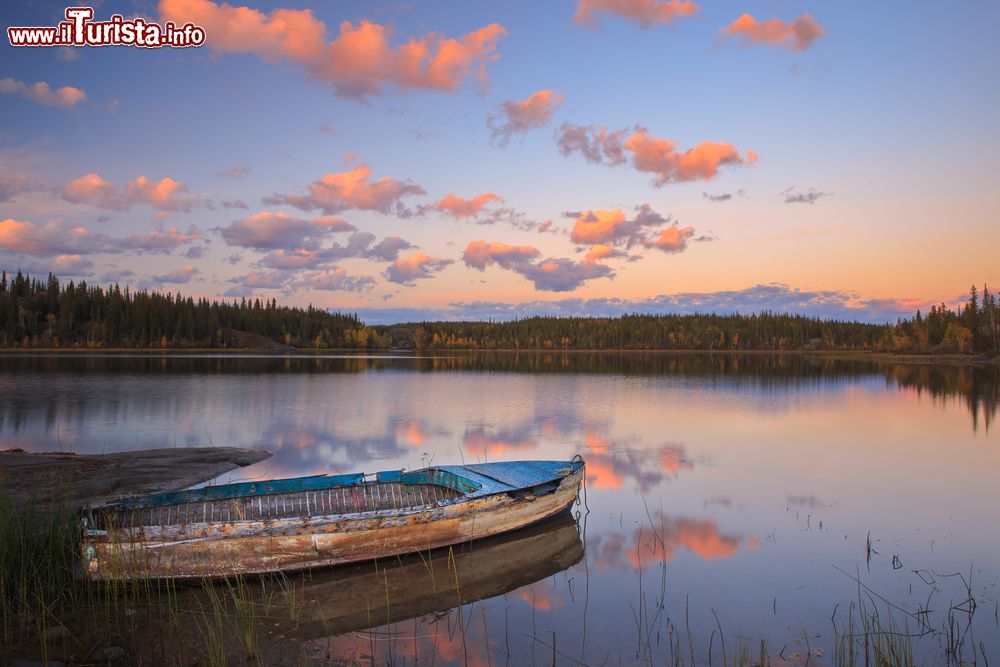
[1,0,998,324]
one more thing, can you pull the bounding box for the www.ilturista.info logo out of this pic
[7,7,206,48]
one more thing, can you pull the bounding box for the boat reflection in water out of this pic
[282,511,584,641]
[70,510,583,665]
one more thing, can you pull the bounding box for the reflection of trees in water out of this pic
[881,364,998,432]
[0,352,995,431]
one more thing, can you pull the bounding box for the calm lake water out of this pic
[2,353,998,665]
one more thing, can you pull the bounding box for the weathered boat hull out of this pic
[82,462,584,580]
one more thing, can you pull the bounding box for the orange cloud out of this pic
[61,173,203,211]
[384,251,453,285]
[121,176,200,210]
[62,173,118,208]
[574,0,698,28]
[558,124,756,186]
[489,89,565,146]
[570,210,627,245]
[569,204,672,247]
[584,244,626,263]
[0,78,86,107]
[434,192,502,219]
[624,130,756,184]
[463,240,540,269]
[265,165,425,216]
[648,224,695,254]
[159,0,507,99]
[721,13,824,51]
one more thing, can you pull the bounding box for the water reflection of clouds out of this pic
[590,512,756,570]
[584,432,693,492]
[511,582,564,611]
[315,616,496,667]
[462,426,538,459]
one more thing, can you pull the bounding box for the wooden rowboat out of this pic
[80,457,585,580]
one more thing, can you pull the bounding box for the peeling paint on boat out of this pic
[80,458,585,580]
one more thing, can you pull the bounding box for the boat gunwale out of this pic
[86,467,483,513]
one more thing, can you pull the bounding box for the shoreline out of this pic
[0,446,270,510]
[0,347,995,366]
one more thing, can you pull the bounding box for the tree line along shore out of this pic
[0,270,997,356]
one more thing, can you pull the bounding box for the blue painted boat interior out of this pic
[96,458,584,511]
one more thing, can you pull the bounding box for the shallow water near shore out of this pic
[1,352,998,664]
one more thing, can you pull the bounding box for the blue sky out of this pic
[1,0,998,323]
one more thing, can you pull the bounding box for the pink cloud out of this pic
[384,251,453,285]
[0,219,113,257]
[721,13,824,51]
[19,254,94,276]
[50,254,94,274]
[463,240,613,292]
[0,218,204,258]
[265,165,425,216]
[307,268,375,292]
[153,264,198,284]
[121,176,201,211]
[234,270,287,289]
[488,89,564,146]
[62,173,119,208]
[434,192,502,219]
[120,224,205,254]
[257,232,413,269]
[0,165,41,203]
[558,124,757,186]
[217,166,250,178]
[217,211,353,249]
[0,78,86,108]
[574,0,698,28]
[159,0,507,99]
[61,173,203,211]
[258,247,324,269]
[556,123,628,165]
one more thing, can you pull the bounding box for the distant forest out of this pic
[0,269,997,354]
[397,286,998,354]
[0,270,377,349]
